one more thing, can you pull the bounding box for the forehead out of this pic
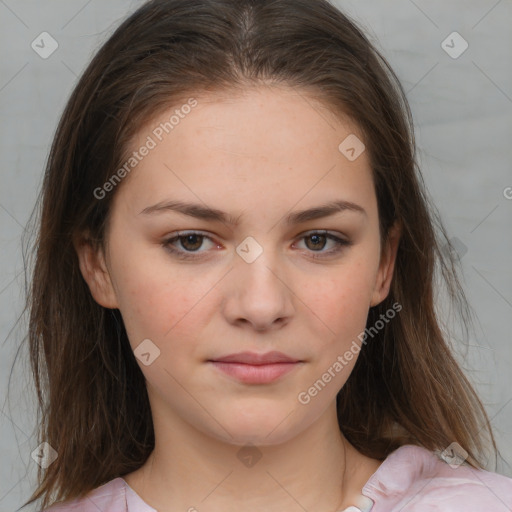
[172,85,360,154]
[112,85,376,221]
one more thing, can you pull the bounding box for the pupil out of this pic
[182,234,202,251]
[308,234,325,250]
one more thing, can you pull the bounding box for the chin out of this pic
[214,429,296,448]
[203,408,306,447]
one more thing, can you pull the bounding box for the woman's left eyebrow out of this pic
[139,198,367,225]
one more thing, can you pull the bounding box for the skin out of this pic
[75,84,401,512]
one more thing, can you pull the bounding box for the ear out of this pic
[73,231,119,309]
[370,220,402,307]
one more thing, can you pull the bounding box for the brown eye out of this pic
[163,231,217,259]
[304,233,328,251]
[295,231,352,260]
[178,233,204,251]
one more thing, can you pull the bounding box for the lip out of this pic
[209,351,300,365]
[207,351,303,384]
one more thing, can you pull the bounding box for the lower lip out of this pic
[209,361,300,384]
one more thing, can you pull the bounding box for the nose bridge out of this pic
[222,234,294,329]
[236,234,285,297]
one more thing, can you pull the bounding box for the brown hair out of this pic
[17,0,499,509]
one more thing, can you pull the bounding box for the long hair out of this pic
[18,0,498,509]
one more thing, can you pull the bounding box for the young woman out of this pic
[21,0,512,511]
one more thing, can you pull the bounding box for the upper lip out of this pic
[209,351,300,365]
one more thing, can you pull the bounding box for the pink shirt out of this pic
[40,444,512,511]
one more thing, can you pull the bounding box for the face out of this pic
[77,85,400,447]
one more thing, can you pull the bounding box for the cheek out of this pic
[294,270,374,403]
[111,249,211,351]
[299,262,377,341]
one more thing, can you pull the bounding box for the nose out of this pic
[221,244,295,332]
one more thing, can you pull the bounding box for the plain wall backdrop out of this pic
[0,1,511,510]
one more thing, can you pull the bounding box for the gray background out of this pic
[1,0,511,511]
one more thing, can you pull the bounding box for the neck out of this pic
[124,401,379,512]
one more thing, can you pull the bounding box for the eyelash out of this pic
[162,230,352,261]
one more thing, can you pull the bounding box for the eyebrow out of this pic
[139,199,367,225]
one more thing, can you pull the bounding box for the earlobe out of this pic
[370,221,402,307]
[73,232,119,309]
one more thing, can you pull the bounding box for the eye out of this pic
[162,231,218,259]
[294,230,352,259]
[162,230,352,261]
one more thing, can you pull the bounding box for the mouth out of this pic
[207,351,303,384]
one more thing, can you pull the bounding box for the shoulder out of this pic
[39,477,127,512]
[363,444,512,511]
